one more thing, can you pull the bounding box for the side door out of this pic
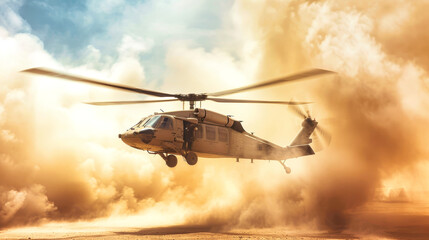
[173,118,184,148]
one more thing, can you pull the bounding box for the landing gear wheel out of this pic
[278,160,291,174]
[166,155,178,168]
[185,152,198,165]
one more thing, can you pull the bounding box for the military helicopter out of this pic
[22,68,333,173]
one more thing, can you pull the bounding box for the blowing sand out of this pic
[1,200,428,240]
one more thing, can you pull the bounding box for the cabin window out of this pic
[195,124,203,138]
[144,115,161,128]
[218,128,228,142]
[159,117,173,130]
[205,125,216,140]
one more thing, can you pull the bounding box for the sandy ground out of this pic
[0,222,428,240]
[1,201,429,240]
[0,226,363,240]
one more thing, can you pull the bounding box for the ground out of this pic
[1,201,429,240]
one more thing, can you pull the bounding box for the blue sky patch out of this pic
[5,0,234,82]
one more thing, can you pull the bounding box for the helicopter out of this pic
[22,67,333,173]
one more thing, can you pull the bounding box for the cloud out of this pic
[0,185,56,226]
[117,35,153,59]
[87,0,124,14]
[0,0,30,33]
[14,0,235,83]
[0,21,247,230]
[219,0,429,230]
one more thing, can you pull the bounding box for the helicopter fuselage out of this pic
[119,108,316,168]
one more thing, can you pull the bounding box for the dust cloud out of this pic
[1,0,429,235]
[207,0,429,230]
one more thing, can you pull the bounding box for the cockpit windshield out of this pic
[130,115,163,130]
[131,121,141,129]
[143,115,161,128]
[131,117,149,129]
[138,117,150,128]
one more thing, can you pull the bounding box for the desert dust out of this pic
[1,0,429,239]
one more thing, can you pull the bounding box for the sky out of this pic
[1,0,429,237]
[4,0,235,83]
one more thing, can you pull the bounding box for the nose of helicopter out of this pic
[118,131,137,146]
[118,131,129,145]
[119,129,155,146]
[136,129,155,143]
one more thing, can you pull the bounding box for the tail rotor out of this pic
[288,104,331,151]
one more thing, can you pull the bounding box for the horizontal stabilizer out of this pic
[285,145,315,159]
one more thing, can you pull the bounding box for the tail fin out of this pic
[289,117,318,146]
[280,117,318,173]
[282,117,317,160]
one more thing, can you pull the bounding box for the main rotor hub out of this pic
[176,93,208,109]
[176,93,208,102]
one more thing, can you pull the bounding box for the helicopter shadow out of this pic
[114,224,226,236]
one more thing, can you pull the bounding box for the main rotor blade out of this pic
[85,99,179,106]
[208,69,334,97]
[207,97,312,105]
[21,67,177,98]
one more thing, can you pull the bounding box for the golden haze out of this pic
[1,0,429,234]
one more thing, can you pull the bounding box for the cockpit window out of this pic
[138,117,150,128]
[132,120,143,129]
[131,117,150,130]
[144,115,161,128]
[159,117,173,130]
